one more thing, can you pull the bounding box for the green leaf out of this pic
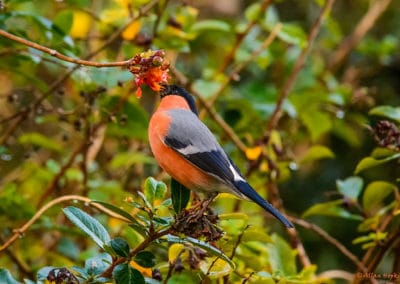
[192,79,222,99]
[300,145,335,164]
[53,10,73,34]
[337,176,364,201]
[300,110,332,141]
[267,234,297,276]
[362,181,395,212]
[84,253,112,276]
[19,132,63,153]
[167,235,235,269]
[354,153,400,174]
[276,23,307,48]
[0,268,21,284]
[302,200,363,220]
[110,152,155,169]
[353,231,387,249]
[168,272,198,283]
[369,105,400,122]
[191,20,231,33]
[171,179,190,214]
[245,3,262,21]
[144,177,167,207]
[241,227,273,243]
[134,251,156,268]
[371,147,397,159]
[113,263,145,284]
[37,266,56,281]
[63,206,111,249]
[110,238,130,257]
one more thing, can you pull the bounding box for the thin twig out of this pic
[36,142,87,208]
[317,270,354,282]
[216,0,272,74]
[0,29,131,67]
[199,23,283,119]
[100,227,173,278]
[0,195,131,252]
[0,115,24,145]
[267,181,311,267]
[0,235,33,278]
[292,217,367,272]
[328,0,393,72]
[265,0,335,132]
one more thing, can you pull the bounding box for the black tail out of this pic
[235,180,293,228]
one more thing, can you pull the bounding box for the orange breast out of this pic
[149,111,217,192]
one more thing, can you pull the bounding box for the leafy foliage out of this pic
[1,0,400,283]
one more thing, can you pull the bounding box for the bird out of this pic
[148,84,293,228]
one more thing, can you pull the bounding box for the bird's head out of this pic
[159,84,198,116]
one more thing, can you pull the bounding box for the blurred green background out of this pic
[1,0,400,283]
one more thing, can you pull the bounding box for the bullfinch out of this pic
[148,84,293,228]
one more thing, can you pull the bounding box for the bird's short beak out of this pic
[159,83,169,97]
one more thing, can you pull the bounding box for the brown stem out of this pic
[265,0,335,133]
[292,218,367,272]
[100,227,173,278]
[36,142,87,208]
[0,29,131,67]
[199,23,283,119]
[0,195,130,252]
[328,0,393,72]
[216,0,272,74]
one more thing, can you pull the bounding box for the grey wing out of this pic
[163,109,244,185]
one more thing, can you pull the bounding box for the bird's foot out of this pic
[172,194,222,242]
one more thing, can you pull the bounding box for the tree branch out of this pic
[0,195,131,252]
[0,29,131,67]
[328,0,393,72]
[265,0,335,132]
[216,0,272,74]
[292,217,367,272]
[199,22,282,118]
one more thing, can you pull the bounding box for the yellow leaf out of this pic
[168,243,185,262]
[122,20,141,40]
[70,11,92,38]
[130,260,152,277]
[108,218,125,229]
[245,146,262,160]
[217,193,240,200]
[199,257,232,278]
[269,130,282,149]
[115,0,131,8]
[260,160,270,172]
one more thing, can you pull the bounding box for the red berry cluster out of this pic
[128,50,170,98]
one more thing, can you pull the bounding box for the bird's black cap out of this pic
[160,84,198,116]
